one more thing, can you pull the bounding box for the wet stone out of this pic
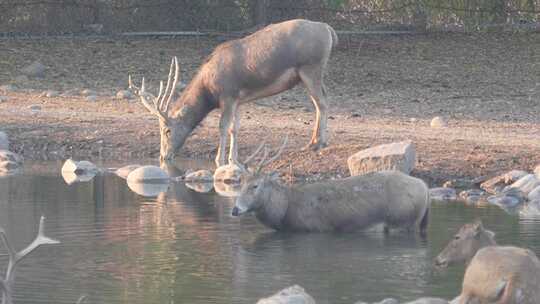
[114,164,141,179]
[257,285,315,304]
[430,187,457,202]
[459,189,486,204]
[126,165,169,183]
[504,174,540,195]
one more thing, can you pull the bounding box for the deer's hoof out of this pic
[303,141,327,151]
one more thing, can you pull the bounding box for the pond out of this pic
[1,161,539,304]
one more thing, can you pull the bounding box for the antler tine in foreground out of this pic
[243,140,266,167]
[162,56,180,114]
[260,135,288,170]
[1,216,60,282]
[157,57,175,111]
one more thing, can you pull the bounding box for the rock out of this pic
[487,189,526,210]
[0,96,7,103]
[405,298,448,304]
[480,170,529,194]
[0,150,23,165]
[185,170,213,182]
[126,165,169,183]
[528,185,540,202]
[61,159,98,175]
[85,95,97,102]
[185,182,213,193]
[430,116,447,128]
[430,187,457,202]
[519,200,540,218]
[213,163,245,183]
[535,164,540,177]
[81,89,97,96]
[116,89,134,100]
[28,104,41,111]
[0,84,16,92]
[213,180,242,197]
[114,164,141,179]
[0,131,8,150]
[257,285,315,304]
[459,189,486,204]
[347,140,416,176]
[504,174,540,195]
[127,180,169,197]
[61,171,96,185]
[41,90,59,98]
[21,61,46,77]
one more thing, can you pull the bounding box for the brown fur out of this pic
[233,170,430,233]
[154,19,338,165]
[435,220,497,267]
[458,246,540,304]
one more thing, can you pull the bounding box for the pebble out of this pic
[81,89,97,96]
[28,105,42,111]
[430,187,457,202]
[430,116,448,128]
[85,95,98,102]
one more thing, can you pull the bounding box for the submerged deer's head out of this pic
[232,137,288,216]
[434,220,496,267]
[130,57,190,162]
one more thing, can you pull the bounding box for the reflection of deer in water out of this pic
[0,217,59,304]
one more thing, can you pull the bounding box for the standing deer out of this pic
[231,139,431,233]
[129,19,338,166]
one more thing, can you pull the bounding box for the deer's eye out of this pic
[164,129,171,137]
[454,235,460,240]
[251,184,258,190]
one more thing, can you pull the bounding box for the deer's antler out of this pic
[129,56,180,122]
[0,216,60,304]
[254,135,288,173]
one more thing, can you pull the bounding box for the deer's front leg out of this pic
[227,103,242,167]
[215,103,233,167]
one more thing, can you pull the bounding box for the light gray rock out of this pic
[114,164,141,179]
[42,90,59,98]
[213,163,245,183]
[0,131,8,150]
[459,189,486,204]
[0,150,23,165]
[21,61,46,77]
[81,89,97,97]
[116,90,134,100]
[126,165,169,183]
[504,174,540,195]
[185,170,213,182]
[348,140,416,176]
[480,170,529,194]
[61,159,98,175]
[528,185,540,202]
[85,95,97,102]
[487,189,526,210]
[257,285,315,304]
[61,171,96,185]
[28,104,42,111]
[430,116,447,128]
[0,96,7,103]
[430,187,457,202]
[520,200,540,218]
[0,84,16,92]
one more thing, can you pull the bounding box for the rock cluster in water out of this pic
[0,131,23,176]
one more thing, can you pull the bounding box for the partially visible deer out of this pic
[231,139,430,233]
[0,216,59,304]
[129,19,338,167]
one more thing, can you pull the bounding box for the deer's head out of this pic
[130,57,190,162]
[232,136,287,216]
[434,220,495,267]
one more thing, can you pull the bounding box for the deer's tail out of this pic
[327,25,338,49]
[419,187,430,235]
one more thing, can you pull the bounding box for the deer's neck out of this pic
[171,79,218,132]
[256,181,291,230]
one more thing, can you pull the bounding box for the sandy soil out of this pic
[1,32,539,186]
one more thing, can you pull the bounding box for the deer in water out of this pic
[129,19,338,167]
[231,138,430,233]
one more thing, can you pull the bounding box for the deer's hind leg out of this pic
[299,65,329,151]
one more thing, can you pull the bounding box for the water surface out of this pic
[1,161,539,304]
